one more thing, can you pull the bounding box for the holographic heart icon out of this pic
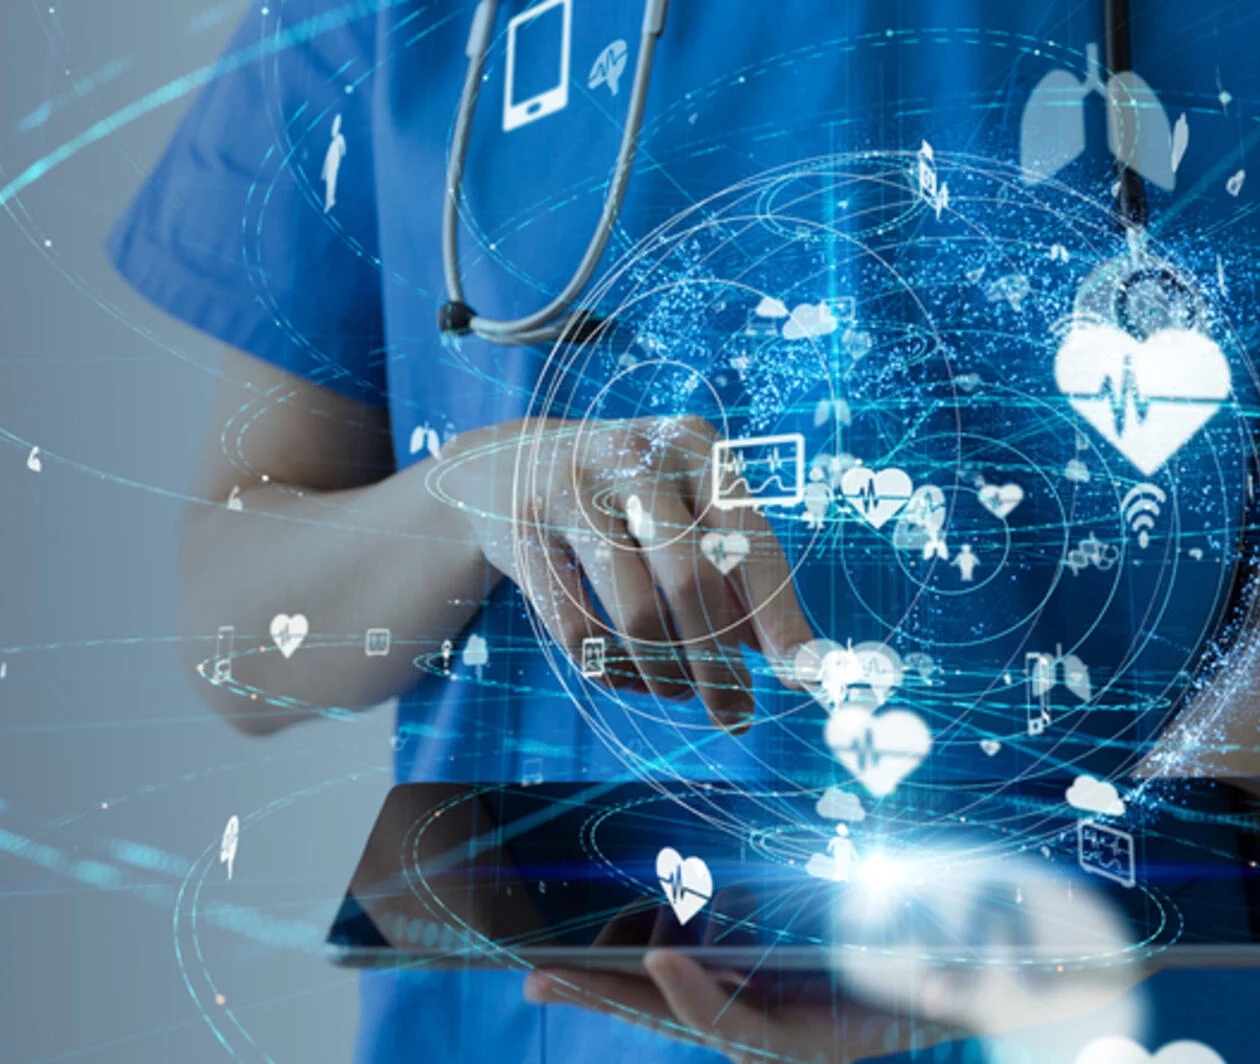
[841,466,913,530]
[825,705,931,798]
[1055,325,1229,476]
[656,847,712,926]
[978,482,1024,520]
[700,531,749,575]
[270,613,309,659]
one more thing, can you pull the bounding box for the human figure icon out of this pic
[322,114,347,215]
[953,543,980,582]
[825,823,857,880]
[802,467,833,530]
[806,822,858,883]
[441,639,453,674]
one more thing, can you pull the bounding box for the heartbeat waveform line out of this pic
[1093,355,1153,437]
[719,470,797,498]
[723,451,786,479]
[850,479,909,514]
[660,865,706,904]
[854,479,881,514]
[833,728,918,772]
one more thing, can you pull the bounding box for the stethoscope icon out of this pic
[1066,532,1121,575]
[439,0,669,346]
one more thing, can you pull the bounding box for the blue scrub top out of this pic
[109,1,1260,1060]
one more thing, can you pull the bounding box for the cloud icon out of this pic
[783,301,838,341]
[815,786,866,822]
[1066,774,1126,817]
[754,296,789,319]
[1075,1036,1225,1064]
[1063,458,1090,484]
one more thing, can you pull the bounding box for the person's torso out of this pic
[359,2,1259,794]
[337,4,1260,1062]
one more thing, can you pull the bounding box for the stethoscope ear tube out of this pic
[465,0,495,59]
[440,0,668,346]
[1103,0,1148,231]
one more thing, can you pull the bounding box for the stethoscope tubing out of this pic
[441,0,1139,345]
[441,0,669,345]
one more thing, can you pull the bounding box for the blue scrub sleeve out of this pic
[107,1,387,406]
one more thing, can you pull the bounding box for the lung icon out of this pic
[1020,43,1174,191]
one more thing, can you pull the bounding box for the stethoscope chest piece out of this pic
[1072,232,1208,339]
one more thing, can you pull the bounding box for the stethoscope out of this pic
[438,0,1173,346]
[439,0,1260,724]
[440,0,669,345]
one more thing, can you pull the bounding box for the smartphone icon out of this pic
[503,0,571,133]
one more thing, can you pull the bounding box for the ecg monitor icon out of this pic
[711,434,805,510]
[1077,820,1135,889]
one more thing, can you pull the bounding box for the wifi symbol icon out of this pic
[1120,482,1166,549]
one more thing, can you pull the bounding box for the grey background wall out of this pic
[0,2,394,1060]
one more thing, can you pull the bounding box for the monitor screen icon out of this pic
[1077,820,1135,889]
[710,434,805,511]
[503,0,571,133]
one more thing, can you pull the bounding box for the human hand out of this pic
[523,950,966,1063]
[444,415,813,730]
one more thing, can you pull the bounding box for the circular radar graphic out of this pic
[513,150,1260,856]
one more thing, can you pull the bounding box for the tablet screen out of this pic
[327,781,1260,971]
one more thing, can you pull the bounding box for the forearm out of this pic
[180,457,500,733]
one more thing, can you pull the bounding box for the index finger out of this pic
[664,419,814,682]
[704,503,814,683]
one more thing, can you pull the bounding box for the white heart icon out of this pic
[1055,325,1230,476]
[978,482,1024,519]
[824,704,932,797]
[849,642,904,705]
[797,641,904,711]
[656,847,713,926]
[700,531,750,575]
[270,613,309,659]
[979,738,1001,757]
[1075,1037,1224,1064]
[841,466,913,529]
[901,484,947,532]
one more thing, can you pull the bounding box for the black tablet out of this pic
[326,781,1260,978]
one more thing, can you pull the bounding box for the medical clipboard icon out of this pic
[503,0,572,133]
